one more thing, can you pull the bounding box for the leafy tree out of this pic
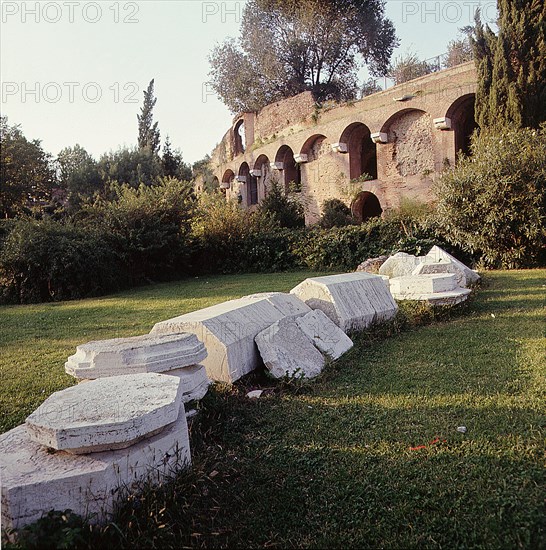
[56,144,102,212]
[444,27,474,68]
[209,0,398,113]
[98,146,162,189]
[137,79,160,153]
[319,198,354,228]
[192,155,218,192]
[472,1,546,129]
[0,117,55,218]
[258,178,305,228]
[162,136,192,181]
[360,78,383,98]
[389,51,435,85]
[435,125,546,268]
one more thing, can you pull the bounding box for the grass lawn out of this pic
[1,269,545,548]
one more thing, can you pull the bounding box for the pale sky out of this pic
[0,0,498,164]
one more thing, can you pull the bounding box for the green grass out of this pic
[2,270,545,549]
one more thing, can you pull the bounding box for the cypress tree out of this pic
[472,0,546,129]
[137,79,161,154]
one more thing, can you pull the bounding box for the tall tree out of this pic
[0,117,55,218]
[137,79,161,153]
[472,0,546,129]
[56,144,102,211]
[444,27,474,68]
[98,146,162,189]
[209,0,398,113]
[162,136,192,181]
[389,51,435,85]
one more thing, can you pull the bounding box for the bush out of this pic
[257,179,305,228]
[0,218,127,303]
[318,199,354,229]
[435,126,546,268]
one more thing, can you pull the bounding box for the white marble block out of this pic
[378,252,427,279]
[25,373,183,454]
[389,274,458,296]
[255,317,325,379]
[65,333,207,380]
[167,364,210,403]
[426,246,480,285]
[295,309,353,360]
[151,293,311,383]
[1,407,190,531]
[290,273,398,332]
[412,260,467,287]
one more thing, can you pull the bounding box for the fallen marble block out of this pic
[1,406,190,531]
[295,309,353,360]
[151,293,311,383]
[26,373,183,454]
[391,288,471,306]
[291,273,398,332]
[378,252,427,278]
[389,274,458,296]
[426,245,480,285]
[412,260,466,287]
[255,316,325,379]
[167,364,210,403]
[65,333,207,380]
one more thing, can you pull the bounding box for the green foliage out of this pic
[388,50,435,85]
[318,199,353,228]
[137,79,160,154]
[435,126,546,268]
[98,146,162,188]
[444,29,473,68]
[0,218,126,304]
[360,78,383,98]
[257,179,305,228]
[161,136,192,181]
[472,2,546,129]
[208,0,398,112]
[0,117,55,219]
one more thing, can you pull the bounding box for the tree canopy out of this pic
[137,79,161,153]
[472,0,546,129]
[209,0,398,113]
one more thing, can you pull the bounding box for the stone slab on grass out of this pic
[426,245,480,285]
[389,274,458,296]
[255,316,325,379]
[151,293,311,383]
[378,252,426,278]
[412,261,466,287]
[291,272,398,332]
[392,288,471,306]
[65,333,207,380]
[296,309,353,360]
[167,364,210,403]
[25,373,182,454]
[1,406,190,531]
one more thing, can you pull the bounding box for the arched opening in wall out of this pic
[238,163,250,204]
[254,154,270,201]
[234,119,246,155]
[300,134,327,161]
[275,145,301,193]
[351,191,382,223]
[221,169,235,196]
[340,123,377,181]
[447,94,478,160]
[211,176,220,192]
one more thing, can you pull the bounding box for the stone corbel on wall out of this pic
[270,162,284,170]
[371,132,388,144]
[294,154,308,163]
[249,169,262,177]
[236,175,247,183]
[331,142,348,153]
[433,117,452,130]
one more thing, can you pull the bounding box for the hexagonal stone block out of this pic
[426,246,480,285]
[25,373,183,454]
[378,252,427,278]
[167,364,210,403]
[151,292,311,383]
[412,260,467,287]
[1,406,190,530]
[290,273,398,332]
[65,333,207,380]
[389,274,457,296]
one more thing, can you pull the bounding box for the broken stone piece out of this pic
[389,274,458,296]
[412,260,467,288]
[65,332,207,380]
[426,246,480,285]
[255,316,325,379]
[166,364,210,403]
[151,293,311,383]
[25,373,183,454]
[1,406,190,531]
[295,309,353,360]
[378,252,426,278]
[291,272,398,332]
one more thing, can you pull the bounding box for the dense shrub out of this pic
[435,126,546,268]
[257,180,305,228]
[0,218,127,303]
[318,199,354,228]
